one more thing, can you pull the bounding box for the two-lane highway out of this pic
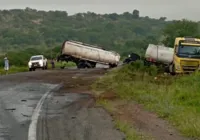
[0,68,125,140]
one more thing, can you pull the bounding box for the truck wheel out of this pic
[164,66,170,73]
[85,62,92,68]
[29,68,32,71]
[170,64,176,75]
[77,62,85,69]
[109,64,117,68]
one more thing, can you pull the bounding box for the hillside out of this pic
[0,7,170,56]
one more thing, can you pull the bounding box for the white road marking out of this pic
[28,84,60,140]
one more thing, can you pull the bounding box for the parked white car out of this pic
[28,55,48,71]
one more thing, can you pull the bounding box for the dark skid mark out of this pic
[5,108,16,111]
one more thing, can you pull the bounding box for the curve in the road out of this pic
[28,84,62,140]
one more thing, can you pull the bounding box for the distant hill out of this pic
[0,7,171,56]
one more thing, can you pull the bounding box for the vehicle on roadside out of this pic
[123,53,141,64]
[57,40,121,69]
[144,37,200,75]
[28,55,48,71]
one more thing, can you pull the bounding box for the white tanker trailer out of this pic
[57,40,121,68]
[144,44,174,66]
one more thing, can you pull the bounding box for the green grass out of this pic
[53,61,76,68]
[0,66,28,75]
[93,61,200,139]
[115,120,154,140]
[0,61,76,75]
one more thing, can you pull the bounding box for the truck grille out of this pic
[182,66,198,71]
[180,60,199,71]
[32,62,39,66]
[180,60,199,66]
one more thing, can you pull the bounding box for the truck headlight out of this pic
[176,64,181,70]
[28,62,31,66]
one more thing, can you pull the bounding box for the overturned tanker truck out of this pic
[57,40,121,69]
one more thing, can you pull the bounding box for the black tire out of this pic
[60,66,65,69]
[29,68,32,71]
[109,64,117,68]
[164,66,170,73]
[170,64,176,76]
[77,62,85,69]
[85,62,92,68]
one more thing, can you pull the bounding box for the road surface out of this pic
[0,68,125,140]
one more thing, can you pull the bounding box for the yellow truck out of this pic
[145,37,200,74]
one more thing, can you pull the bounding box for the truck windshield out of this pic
[177,45,200,58]
[31,56,42,60]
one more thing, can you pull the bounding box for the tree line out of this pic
[0,8,199,66]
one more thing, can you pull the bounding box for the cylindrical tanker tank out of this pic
[145,44,174,64]
[61,40,120,66]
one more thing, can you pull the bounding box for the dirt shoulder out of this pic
[96,90,191,140]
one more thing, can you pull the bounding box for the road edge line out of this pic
[28,84,62,140]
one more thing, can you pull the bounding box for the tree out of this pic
[132,9,139,18]
[122,12,132,19]
[159,17,167,21]
[162,19,200,47]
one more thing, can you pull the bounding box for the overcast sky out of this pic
[0,0,199,21]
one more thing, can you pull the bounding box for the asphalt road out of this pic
[0,81,58,140]
[0,67,125,140]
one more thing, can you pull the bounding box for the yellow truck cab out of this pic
[169,37,200,74]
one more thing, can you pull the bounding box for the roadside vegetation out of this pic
[0,8,166,56]
[115,120,153,140]
[0,61,76,75]
[93,61,200,139]
[0,66,28,75]
[96,98,154,140]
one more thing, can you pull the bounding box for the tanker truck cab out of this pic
[170,37,200,74]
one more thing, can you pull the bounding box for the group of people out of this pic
[2,57,56,75]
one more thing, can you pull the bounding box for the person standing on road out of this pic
[4,57,9,75]
[51,58,55,69]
